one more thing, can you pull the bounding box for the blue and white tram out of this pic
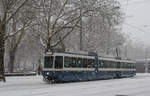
[42,51,136,83]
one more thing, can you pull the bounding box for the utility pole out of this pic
[145,47,148,73]
[125,42,128,59]
[80,0,83,50]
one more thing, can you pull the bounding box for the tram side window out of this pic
[100,60,104,68]
[103,61,107,68]
[133,63,135,69]
[102,60,107,68]
[106,61,110,68]
[111,61,115,68]
[72,57,77,68]
[122,63,125,68]
[76,58,82,67]
[44,56,53,68]
[123,63,125,68]
[123,63,126,68]
[131,63,135,69]
[124,63,126,68]
[117,62,120,68]
[109,61,112,68]
[108,61,114,68]
[126,63,129,69]
[120,62,124,68]
[114,62,117,68]
[83,58,88,68]
[65,57,84,68]
[87,59,93,68]
[129,63,131,69]
[64,57,94,68]
[55,56,63,69]
[98,60,101,68]
[99,60,104,68]
[131,63,134,69]
[125,63,129,69]
[127,63,131,69]
[64,57,71,68]
[122,62,125,68]
[107,61,111,68]
[130,63,133,69]
[89,59,95,68]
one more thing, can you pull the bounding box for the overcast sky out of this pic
[119,0,150,46]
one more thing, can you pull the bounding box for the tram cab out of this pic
[44,55,63,69]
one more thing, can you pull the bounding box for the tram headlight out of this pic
[46,72,49,75]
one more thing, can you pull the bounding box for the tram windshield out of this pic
[44,56,53,68]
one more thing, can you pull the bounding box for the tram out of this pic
[42,50,136,83]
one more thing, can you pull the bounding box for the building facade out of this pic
[136,59,150,73]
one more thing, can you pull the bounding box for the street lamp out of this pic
[144,47,148,73]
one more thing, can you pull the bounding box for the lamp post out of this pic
[143,25,149,73]
[145,47,148,73]
[80,0,83,50]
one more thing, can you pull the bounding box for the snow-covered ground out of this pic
[1,73,150,96]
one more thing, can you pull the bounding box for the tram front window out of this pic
[44,56,53,68]
[55,56,63,69]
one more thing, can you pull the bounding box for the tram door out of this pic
[55,56,63,69]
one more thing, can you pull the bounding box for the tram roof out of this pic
[45,51,135,63]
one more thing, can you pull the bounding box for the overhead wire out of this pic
[123,23,147,33]
[122,0,150,6]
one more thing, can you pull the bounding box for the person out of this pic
[37,65,41,75]
[0,75,6,82]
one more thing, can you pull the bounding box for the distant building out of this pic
[136,59,150,73]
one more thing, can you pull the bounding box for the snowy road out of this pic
[1,74,150,96]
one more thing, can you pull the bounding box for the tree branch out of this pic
[3,0,28,25]
[49,15,81,40]
[51,19,80,48]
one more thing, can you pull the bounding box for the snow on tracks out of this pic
[1,74,150,96]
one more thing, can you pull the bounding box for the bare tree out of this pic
[37,0,106,51]
[0,0,125,80]
[6,4,37,73]
[0,0,28,82]
[65,0,124,56]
